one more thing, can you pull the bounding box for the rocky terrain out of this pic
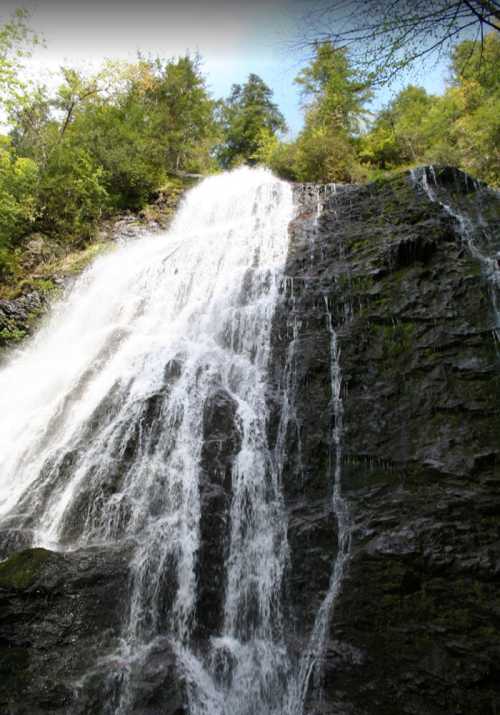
[0,167,498,714]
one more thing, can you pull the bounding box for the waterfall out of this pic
[411,166,500,345]
[0,168,296,714]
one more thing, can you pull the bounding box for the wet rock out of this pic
[0,546,131,715]
[271,167,500,714]
[194,388,241,642]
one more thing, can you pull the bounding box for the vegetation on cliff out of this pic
[0,8,498,313]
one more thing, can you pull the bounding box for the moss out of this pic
[0,327,27,344]
[5,277,59,300]
[0,548,53,590]
[350,238,371,254]
[23,278,58,295]
[0,646,29,687]
[351,275,374,293]
[43,241,114,278]
[369,321,416,362]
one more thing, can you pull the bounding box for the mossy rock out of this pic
[0,548,53,590]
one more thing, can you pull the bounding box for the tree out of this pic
[298,1,500,84]
[9,85,54,165]
[38,146,108,240]
[0,138,38,277]
[360,86,439,168]
[295,42,372,132]
[139,55,218,175]
[291,42,370,182]
[254,42,371,182]
[359,31,500,186]
[446,30,500,183]
[216,74,286,168]
[0,8,40,114]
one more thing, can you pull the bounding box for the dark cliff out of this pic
[271,167,500,714]
[0,167,499,714]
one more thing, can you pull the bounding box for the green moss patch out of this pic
[0,548,53,590]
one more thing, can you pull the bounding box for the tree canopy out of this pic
[359,30,500,184]
[256,42,371,182]
[216,74,286,169]
[0,8,498,286]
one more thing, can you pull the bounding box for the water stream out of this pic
[0,167,353,714]
[411,166,500,344]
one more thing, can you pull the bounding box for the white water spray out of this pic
[0,168,296,714]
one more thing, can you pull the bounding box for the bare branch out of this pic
[294,0,500,84]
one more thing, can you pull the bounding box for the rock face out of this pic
[270,168,500,714]
[0,167,498,714]
[0,291,49,348]
[0,546,130,714]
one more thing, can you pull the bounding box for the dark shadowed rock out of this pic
[268,168,500,714]
[194,388,241,642]
[0,546,131,714]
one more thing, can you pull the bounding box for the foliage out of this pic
[359,86,439,168]
[0,139,38,277]
[142,55,218,174]
[360,31,500,186]
[37,146,108,240]
[0,8,499,293]
[258,42,370,182]
[252,129,298,180]
[0,8,40,114]
[447,31,500,185]
[217,74,286,168]
[295,42,372,133]
[0,44,219,262]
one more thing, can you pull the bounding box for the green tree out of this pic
[295,42,371,134]
[0,139,38,277]
[446,31,500,184]
[62,85,164,210]
[360,31,500,185]
[142,55,218,175]
[0,9,40,114]
[217,74,286,168]
[252,129,298,180]
[37,146,108,240]
[360,86,438,168]
[279,42,371,182]
[9,85,54,165]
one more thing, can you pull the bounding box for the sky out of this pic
[0,0,449,137]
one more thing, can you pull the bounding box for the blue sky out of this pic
[1,1,449,137]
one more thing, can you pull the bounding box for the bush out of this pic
[38,146,108,240]
[0,141,38,277]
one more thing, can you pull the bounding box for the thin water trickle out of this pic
[286,294,352,715]
[411,166,500,345]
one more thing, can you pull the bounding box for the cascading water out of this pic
[0,166,355,715]
[0,167,297,714]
